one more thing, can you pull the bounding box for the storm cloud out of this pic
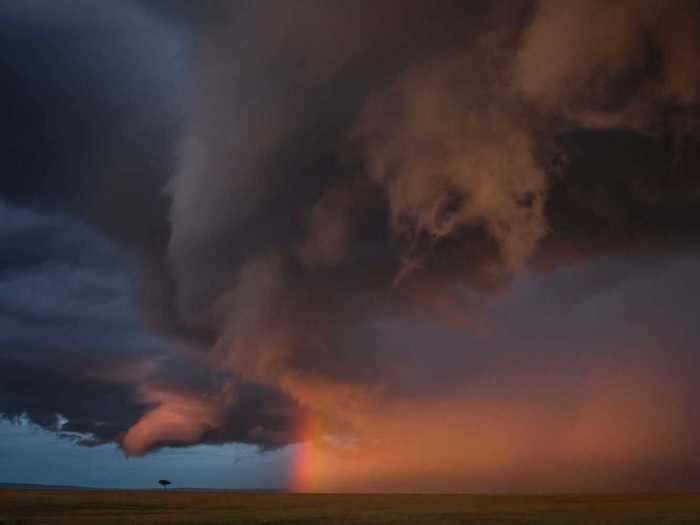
[1,0,700,491]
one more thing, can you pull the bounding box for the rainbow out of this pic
[291,413,322,492]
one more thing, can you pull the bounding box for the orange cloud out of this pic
[123,387,229,456]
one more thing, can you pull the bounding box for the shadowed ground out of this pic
[2,491,700,524]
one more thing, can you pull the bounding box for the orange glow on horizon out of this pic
[289,347,693,492]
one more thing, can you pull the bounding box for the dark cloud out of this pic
[0,202,301,453]
[2,0,700,491]
[0,202,157,444]
[0,0,182,250]
[0,358,143,446]
[164,0,699,364]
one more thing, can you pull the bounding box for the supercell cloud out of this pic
[1,0,699,491]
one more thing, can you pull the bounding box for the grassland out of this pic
[1,490,700,524]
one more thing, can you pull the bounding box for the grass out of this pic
[1,490,700,524]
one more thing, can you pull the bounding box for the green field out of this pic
[1,490,700,524]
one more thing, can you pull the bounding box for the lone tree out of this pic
[158,479,172,490]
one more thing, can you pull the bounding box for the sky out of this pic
[0,419,294,489]
[1,0,699,492]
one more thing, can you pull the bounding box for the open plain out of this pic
[2,490,700,525]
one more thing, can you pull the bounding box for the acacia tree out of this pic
[158,479,172,490]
